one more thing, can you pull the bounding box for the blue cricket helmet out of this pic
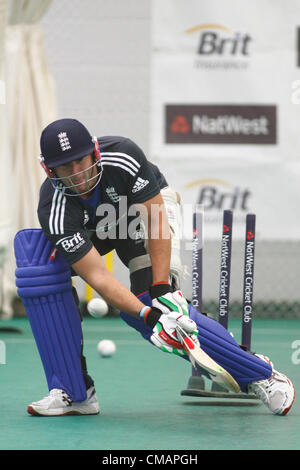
[40,118,95,168]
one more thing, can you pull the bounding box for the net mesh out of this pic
[182,239,300,319]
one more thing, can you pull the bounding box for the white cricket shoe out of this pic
[248,355,295,416]
[27,386,100,416]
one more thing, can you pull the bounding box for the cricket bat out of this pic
[176,326,241,393]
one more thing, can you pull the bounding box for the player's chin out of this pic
[73,182,90,194]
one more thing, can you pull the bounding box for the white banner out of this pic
[159,157,300,241]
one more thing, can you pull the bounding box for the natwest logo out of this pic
[166,105,277,144]
[171,115,190,134]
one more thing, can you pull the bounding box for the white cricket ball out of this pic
[87,298,109,318]
[97,339,116,357]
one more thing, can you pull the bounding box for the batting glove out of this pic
[150,311,199,356]
[150,282,189,317]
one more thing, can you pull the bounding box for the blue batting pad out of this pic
[189,306,272,391]
[14,229,87,402]
[120,293,272,392]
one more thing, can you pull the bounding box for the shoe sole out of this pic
[27,405,100,417]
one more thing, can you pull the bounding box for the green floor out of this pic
[0,317,299,450]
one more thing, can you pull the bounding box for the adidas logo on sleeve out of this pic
[132,177,149,193]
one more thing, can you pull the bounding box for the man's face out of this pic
[54,154,97,196]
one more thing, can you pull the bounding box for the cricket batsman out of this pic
[14,119,295,416]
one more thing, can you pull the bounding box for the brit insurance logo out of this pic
[185,23,252,70]
[56,232,85,253]
[166,104,277,144]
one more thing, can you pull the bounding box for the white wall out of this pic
[41,0,152,293]
[41,0,151,153]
